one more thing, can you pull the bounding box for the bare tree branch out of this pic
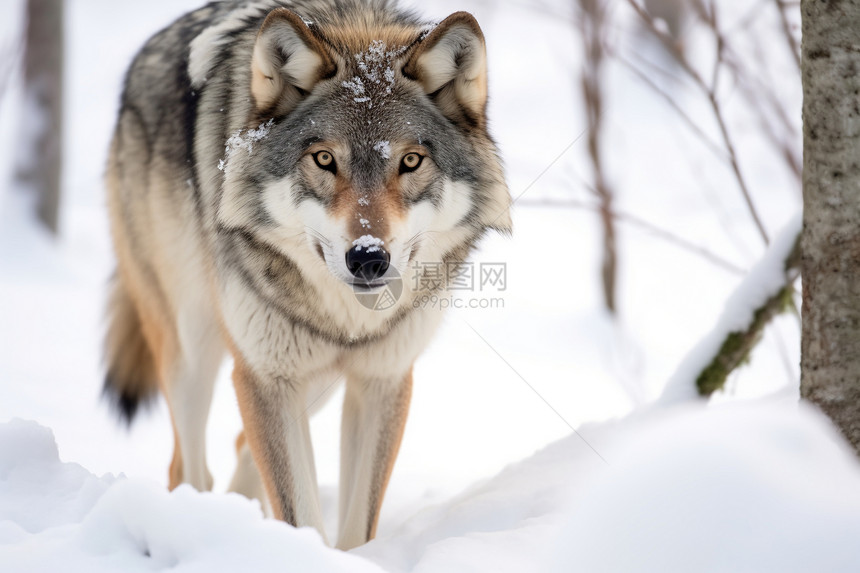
[719,34,801,181]
[725,0,771,35]
[518,197,746,275]
[614,51,730,164]
[625,0,771,245]
[773,0,801,70]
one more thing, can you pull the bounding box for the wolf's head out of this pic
[218,5,511,307]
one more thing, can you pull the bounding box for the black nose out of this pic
[346,245,390,282]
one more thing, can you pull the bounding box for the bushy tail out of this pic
[103,275,158,424]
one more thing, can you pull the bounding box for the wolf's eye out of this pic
[400,153,423,174]
[313,151,337,174]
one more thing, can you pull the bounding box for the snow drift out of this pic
[3,403,860,572]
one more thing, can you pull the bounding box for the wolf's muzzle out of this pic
[346,245,390,283]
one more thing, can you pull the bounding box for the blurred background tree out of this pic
[14,0,64,236]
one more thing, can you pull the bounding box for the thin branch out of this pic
[724,0,770,36]
[625,0,771,245]
[706,2,723,92]
[706,90,770,244]
[518,197,746,275]
[703,3,771,245]
[773,0,801,70]
[614,52,729,164]
[720,42,802,181]
[621,39,799,182]
[693,160,758,262]
[0,33,22,108]
[626,0,710,91]
[723,36,799,139]
[626,48,685,84]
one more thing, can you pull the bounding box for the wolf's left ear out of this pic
[403,12,488,128]
[251,8,335,115]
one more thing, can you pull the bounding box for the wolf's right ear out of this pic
[251,8,335,115]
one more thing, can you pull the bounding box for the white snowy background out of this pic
[1,0,859,571]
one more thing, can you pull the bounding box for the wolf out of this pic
[103,0,511,549]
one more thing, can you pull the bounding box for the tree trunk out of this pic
[578,0,618,315]
[15,0,64,235]
[800,0,860,453]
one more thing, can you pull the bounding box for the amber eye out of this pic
[400,153,423,174]
[313,151,337,174]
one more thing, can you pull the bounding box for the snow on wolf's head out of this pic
[219,4,511,299]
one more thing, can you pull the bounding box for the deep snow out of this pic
[3,404,860,572]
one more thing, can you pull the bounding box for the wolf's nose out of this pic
[346,245,390,282]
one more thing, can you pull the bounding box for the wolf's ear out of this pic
[251,8,334,115]
[403,12,488,128]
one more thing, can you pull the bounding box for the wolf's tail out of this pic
[102,275,158,425]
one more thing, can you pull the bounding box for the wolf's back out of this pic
[101,2,246,423]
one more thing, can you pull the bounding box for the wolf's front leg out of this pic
[231,357,327,544]
[337,368,413,550]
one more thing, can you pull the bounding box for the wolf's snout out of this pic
[346,245,390,282]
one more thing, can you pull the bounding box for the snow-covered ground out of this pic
[2,0,858,571]
[5,404,860,572]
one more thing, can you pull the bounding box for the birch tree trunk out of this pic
[15,0,64,235]
[800,0,860,453]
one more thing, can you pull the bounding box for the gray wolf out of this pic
[102,0,511,549]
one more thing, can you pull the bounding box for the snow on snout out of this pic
[353,234,384,253]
